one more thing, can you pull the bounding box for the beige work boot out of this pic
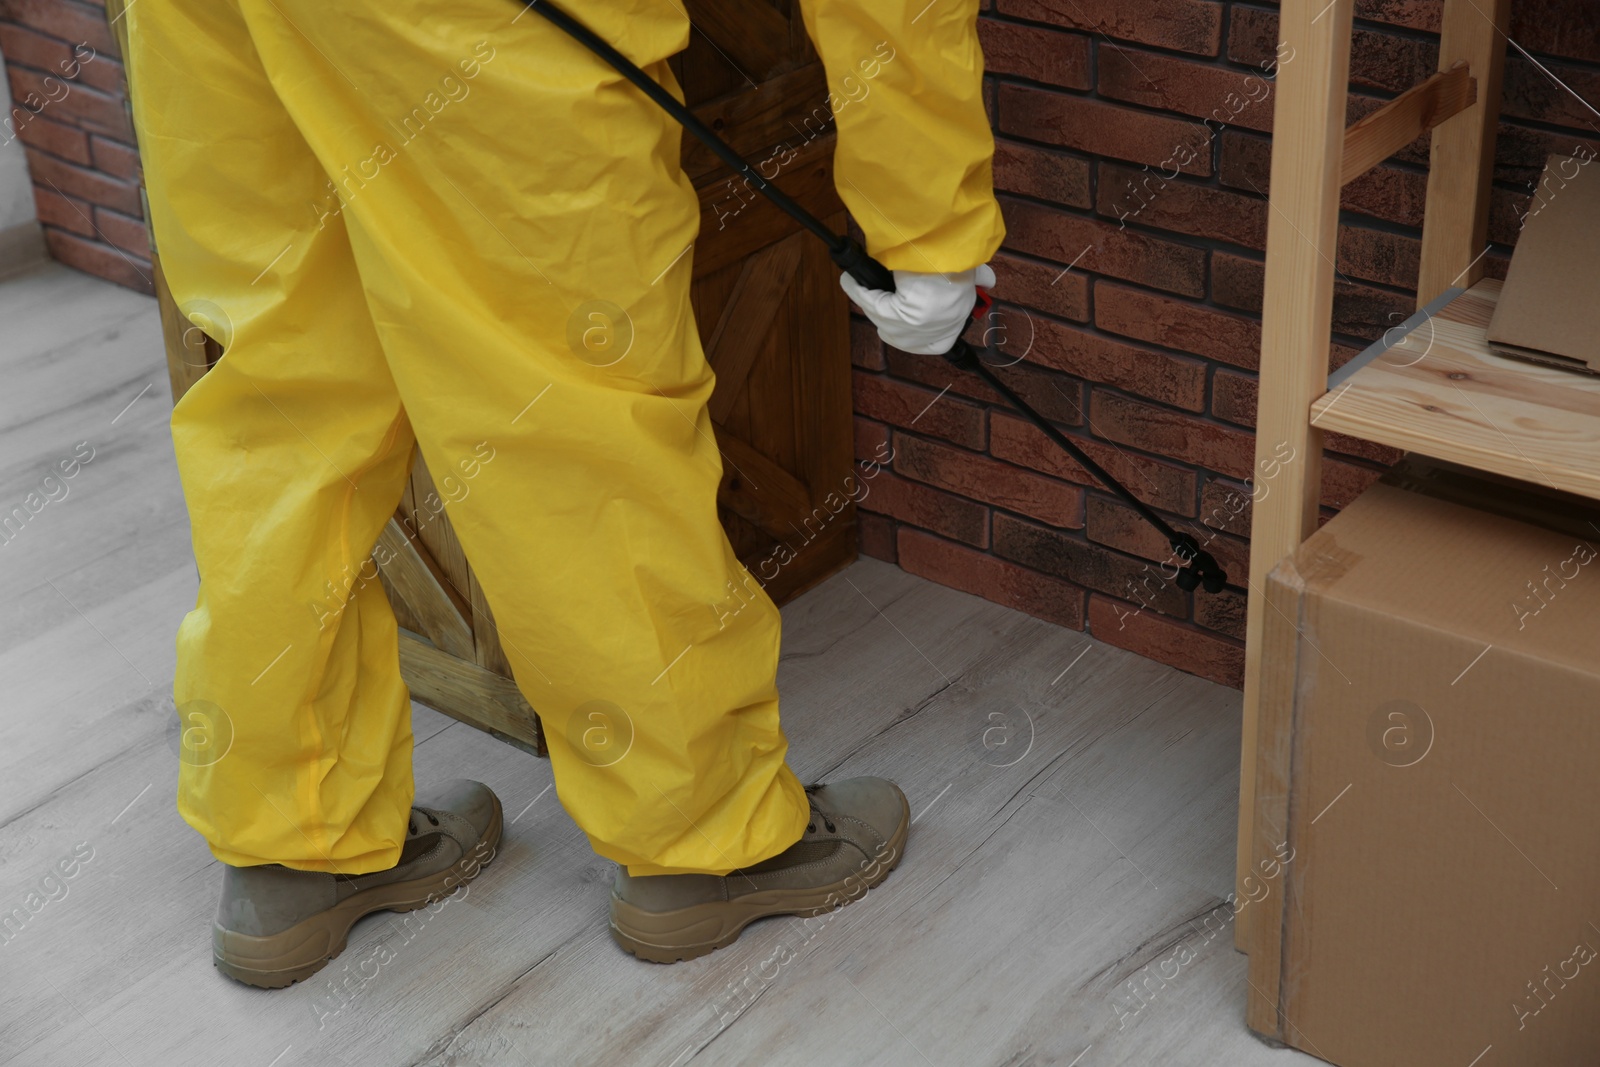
[609,776,910,963]
[212,779,502,988]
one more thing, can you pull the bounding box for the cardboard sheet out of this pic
[1487,152,1600,374]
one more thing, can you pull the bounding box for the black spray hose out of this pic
[520,0,1226,595]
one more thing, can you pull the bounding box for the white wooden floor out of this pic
[0,263,1315,1067]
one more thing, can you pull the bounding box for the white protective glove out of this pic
[839,264,997,355]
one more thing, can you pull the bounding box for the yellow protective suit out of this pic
[126,0,1003,877]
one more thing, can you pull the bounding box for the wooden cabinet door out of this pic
[676,0,859,607]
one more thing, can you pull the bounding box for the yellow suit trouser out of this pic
[126,0,1001,877]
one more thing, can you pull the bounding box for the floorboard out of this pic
[0,264,1313,1067]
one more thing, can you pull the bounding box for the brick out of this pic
[88,133,139,180]
[0,0,122,57]
[1211,368,1404,465]
[1211,251,1412,341]
[6,67,130,139]
[886,345,1085,427]
[1321,456,1385,511]
[1330,281,1417,343]
[1199,477,1252,537]
[1197,525,1249,592]
[1094,280,1262,369]
[990,411,1197,515]
[992,360,1087,427]
[1091,388,1256,480]
[1491,123,1600,189]
[1328,340,1366,374]
[898,527,1087,630]
[1209,252,1260,313]
[70,49,122,96]
[1087,593,1244,687]
[990,249,1089,321]
[23,145,141,216]
[1099,45,1275,133]
[1085,492,1248,585]
[850,317,885,371]
[1512,0,1600,64]
[1211,368,1254,428]
[1490,185,1532,247]
[1193,586,1247,640]
[852,370,987,449]
[854,416,890,463]
[0,25,124,95]
[1216,129,1271,196]
[11,112,90,164]
[856,468,989,547]
[1026,314,1207,411]
[0,22,75,72]
[1229,9,1436,94]
[1503,55,1600,131]
[993,0,1223,56]
[992,138,1092,209]
[997,85,1213,177]
[893,432,1085,529]
[859,511,896,562]
[993,512,1187,615]
[978,18,1091,89]
[43,229,152,293]
[91,206,147,256]
[32,184,94,236]
[1098,161,1267,248]
[1343,162,1429,227]
[1336,224,1420,289]
[1353,0,1440,30]
[880,346,1001,412]
[66,46,123,97]
[1000,195,1207,297]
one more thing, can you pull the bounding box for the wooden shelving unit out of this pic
[1312,279,1600,497]
[1228,0,1592,1042]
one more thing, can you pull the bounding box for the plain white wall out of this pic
[0,49,46,277]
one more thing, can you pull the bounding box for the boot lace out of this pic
[804,784,837,834]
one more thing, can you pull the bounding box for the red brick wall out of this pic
[0,0,150,293]
[852,0,1600,688]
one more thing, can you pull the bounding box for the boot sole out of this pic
[212,793,504,989]
[609,785,911,964]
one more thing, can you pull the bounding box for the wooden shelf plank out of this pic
[1310,279,1600,500]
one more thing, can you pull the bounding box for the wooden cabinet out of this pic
[136,0,856,755]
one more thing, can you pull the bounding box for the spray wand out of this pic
[519,0,1227,594]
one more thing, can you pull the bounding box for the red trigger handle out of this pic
[972,286,994,320]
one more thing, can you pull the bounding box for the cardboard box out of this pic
[1487,152,1600,375]
[1262,459,1600,1066]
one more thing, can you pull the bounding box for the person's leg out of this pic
[129,0,505,989]
[129,0,421,874]
[256,9,916,957]
[225,0,812,876]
